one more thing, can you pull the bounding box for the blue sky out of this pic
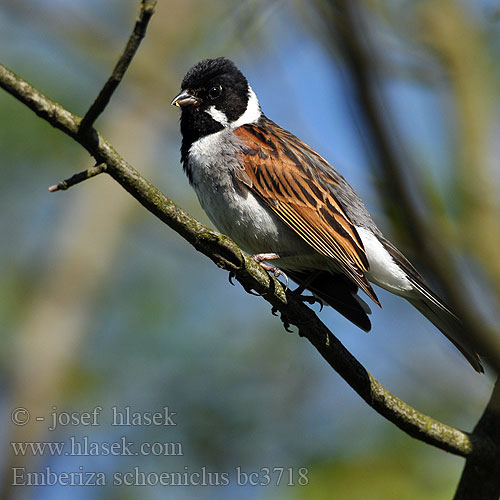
[0,2,496,499]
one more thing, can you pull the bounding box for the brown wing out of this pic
[234,120,380,305]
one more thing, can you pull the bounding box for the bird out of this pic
[171,57,483,373]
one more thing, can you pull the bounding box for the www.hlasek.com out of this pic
[11,436,182,457]
[11,466,309,487]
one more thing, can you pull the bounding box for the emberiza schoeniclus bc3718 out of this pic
[171,57,482,373]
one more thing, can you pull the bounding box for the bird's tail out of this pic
[406,296,483,373]
[377,237,483,372]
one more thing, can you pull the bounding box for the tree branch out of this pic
[0,61,494,461]
[78,0,157,132]
[48,163,107,192]
[454,377,500,499]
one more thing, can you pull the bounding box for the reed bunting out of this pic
[171,57,482,373]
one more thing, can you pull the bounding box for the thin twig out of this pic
[0,62,495,460]
[48,163,107,192]
[78,0,157,132]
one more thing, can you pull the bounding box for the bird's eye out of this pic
[208,85,222,99]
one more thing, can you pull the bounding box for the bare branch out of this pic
[48,163,107,192]
[0,61,494,460]
[78,0,157,133]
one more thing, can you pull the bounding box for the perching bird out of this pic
[171,57,482,373]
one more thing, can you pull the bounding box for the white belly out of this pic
[187,132,319,267]
[196,177,285,254]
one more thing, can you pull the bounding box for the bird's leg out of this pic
[228,252,288,297]
[250,253,289,290]
[291,271,324,311]
[293,272,318,295]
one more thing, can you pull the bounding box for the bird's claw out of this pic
[274,268,289,291]
[250,253,289,291]
[228,270,262,296]
[271,307,294,333]
[296,294,324,312]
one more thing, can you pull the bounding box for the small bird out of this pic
[171,57,482,373]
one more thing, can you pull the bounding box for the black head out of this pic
[172,57,261,149]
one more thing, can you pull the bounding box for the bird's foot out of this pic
[293,291,324,312]
[250,253,289,290]
[271,305,294,333]
[271,294,320,334]
[228,271,261,296]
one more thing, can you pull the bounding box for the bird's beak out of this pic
[171,90,199,108]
